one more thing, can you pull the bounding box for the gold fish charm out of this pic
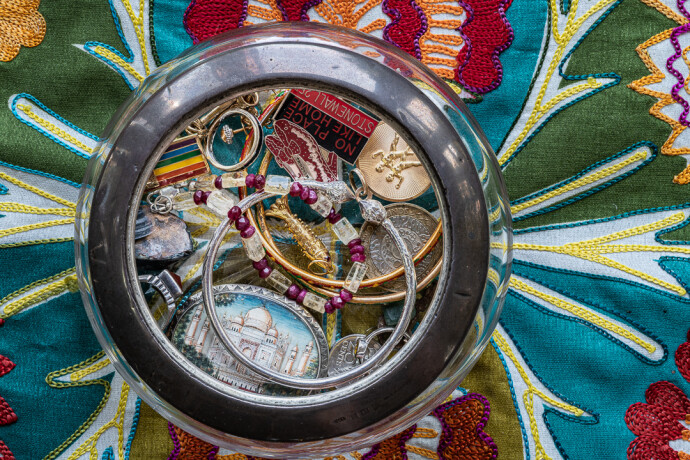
[266,196,334,275]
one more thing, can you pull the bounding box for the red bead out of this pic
[328,213,342,224]
[300,187,310,202]
[259,266,273,279]
[327,208,342,224]
[227,206,242,222]
[255,174,266,190]
[305,189,318,205]
[289,182,303,197]
[347,238,362,249]
[286,284,300,300]
[296,289,307,304]
[240,226,255,239]
[202,191,212,203]
[349,244,365,255]
[214,176,223,189]
[339,289,353,303]
[245,173,256,188]
[324,301,334,314]
[331,296,344,310]
[193,190,204,205]
[235,216,250,231]
[0,318,4,327]
[252,258,268,270]
[351,253,366,263]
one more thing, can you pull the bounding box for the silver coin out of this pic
[327,334,381,379]
[360,203,442,292]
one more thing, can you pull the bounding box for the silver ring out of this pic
[204,107,263,172]
[201,191,418,390]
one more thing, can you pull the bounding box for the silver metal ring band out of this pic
[201,191,418,389]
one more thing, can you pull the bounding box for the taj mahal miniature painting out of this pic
[172,288,325,395]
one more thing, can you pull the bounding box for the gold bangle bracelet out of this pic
[241,146,444,289]
[303,259,443,304]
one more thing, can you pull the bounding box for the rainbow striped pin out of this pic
[149,135,209,189]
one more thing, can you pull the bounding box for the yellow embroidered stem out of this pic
[71,357,111,382]
[514,212,690,295]
[44,352,112,460]
[122,0,151,75]
[498,0,615,165]
[0,237,72,249]
[92,46,144,83]
[510,150,648,214]
[1,267,77,318]
[0,218,74,239]
[493,331,584,460]
[489,205,502,223]
[0,202,75,217]
[67,382,130,460]
[16,104,94,155]
[510,278,657,353]
[0,170,77,208]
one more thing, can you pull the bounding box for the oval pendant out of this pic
[171,284,328,395]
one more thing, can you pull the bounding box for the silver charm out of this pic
[298,179,355,204]
[358,199,386,224]
[327,334,381,378]
[172,284,328,395]
[138,269,183,312]
[361,203,441,292]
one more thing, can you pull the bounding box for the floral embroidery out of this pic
[182,0,512,95]
[629,0,690,184]
[432,393,498,460]
[0,0,46,62]
[183,0,249,44]
[167,392,497,459]
[455,0,513,94]
[626,330,690,459]
[362,425,417,459]
[625,381,690,459]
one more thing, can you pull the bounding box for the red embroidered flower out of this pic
[433,393,498,460]
[625,381,690,459]
[182,0,513,95]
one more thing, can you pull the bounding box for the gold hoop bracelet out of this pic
[242,143,443,289]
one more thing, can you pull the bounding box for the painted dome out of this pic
[267,327,278,337]
[244,306,272,332]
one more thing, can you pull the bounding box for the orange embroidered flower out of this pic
[0,0,46,62]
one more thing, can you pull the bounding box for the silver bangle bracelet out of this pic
[201,190,418,390]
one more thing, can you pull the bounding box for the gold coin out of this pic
[356,123,431,202]
[360,203,442,293]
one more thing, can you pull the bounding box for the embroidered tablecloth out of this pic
[2,0,690,458]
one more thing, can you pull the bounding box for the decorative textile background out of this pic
[2,0,690,458]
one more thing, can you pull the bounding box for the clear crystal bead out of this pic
[343,261,367,293]
[302,292,326,313]
[157,186,179,197]
[172,191,197,211]
[264,175,291,195]
[219,171,247,188]
[206,189,238,216]
[188,174,216,190]
[332,217,359,244]
[243,232,266,261]
[266,270,292,293]
[310,193,333,217]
